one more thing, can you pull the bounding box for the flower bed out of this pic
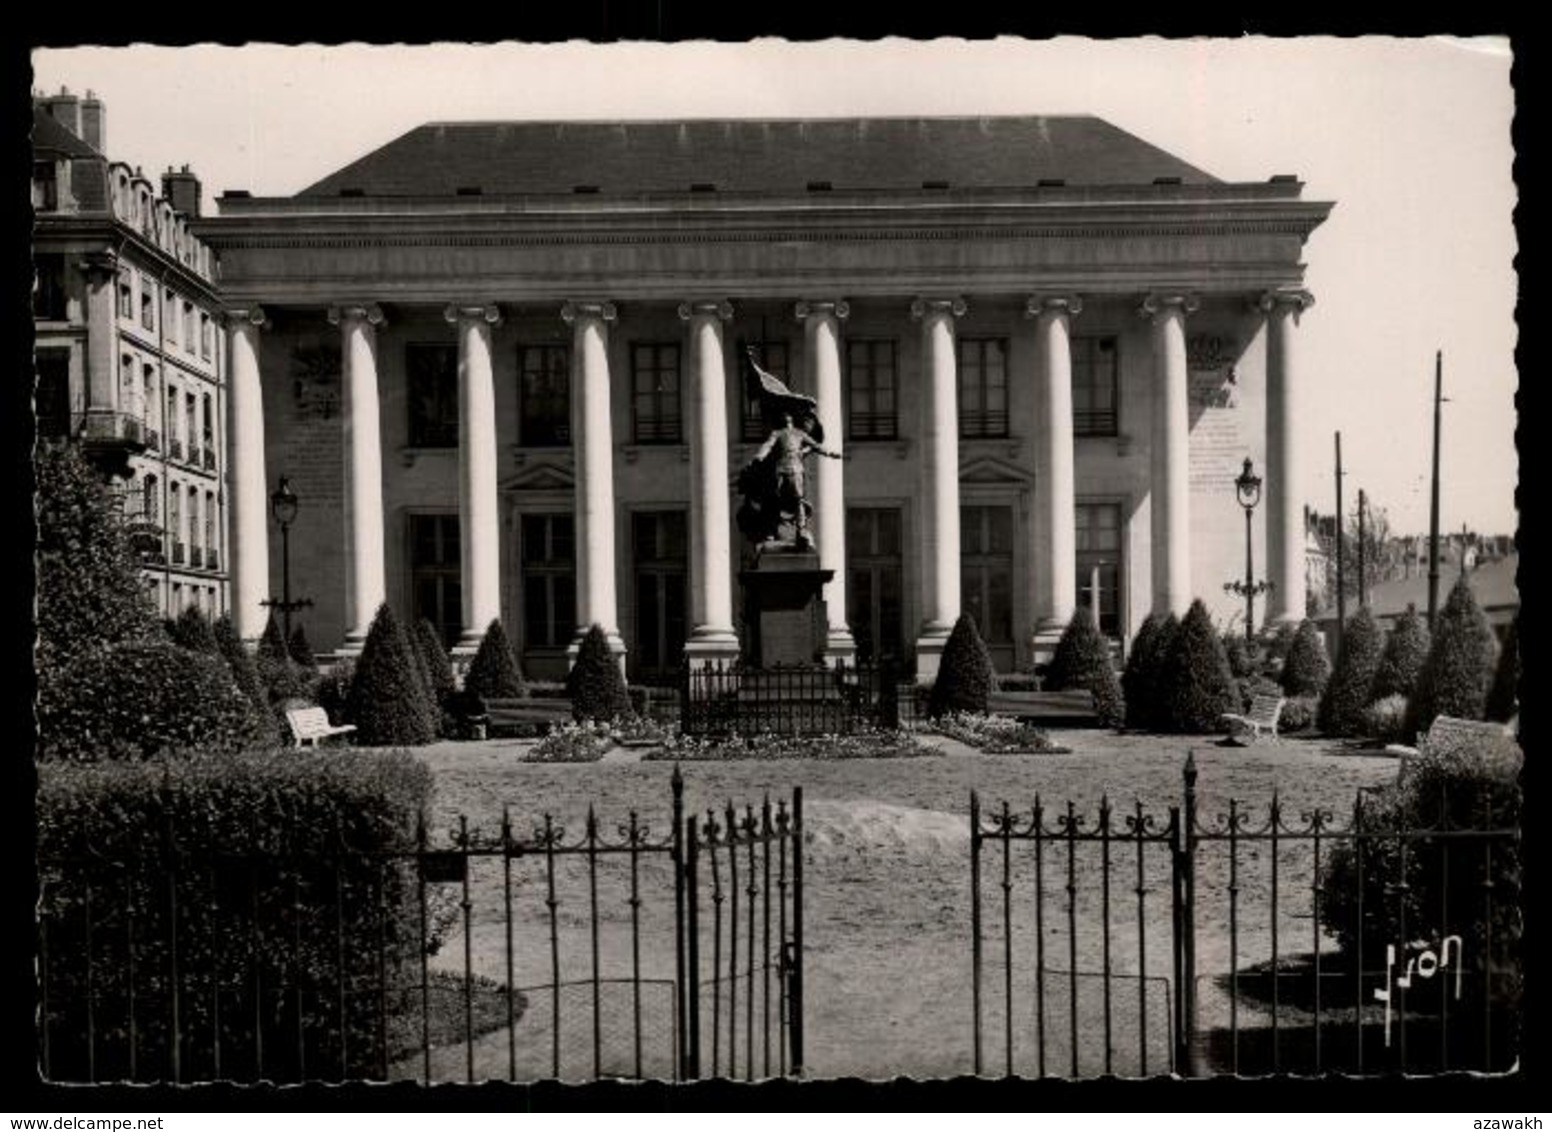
[924,711,1070,754]
[645,725,936,761]
[524,720,613,762]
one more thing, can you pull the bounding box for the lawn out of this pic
[399,730,1399,1082]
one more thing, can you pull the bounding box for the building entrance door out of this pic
[846,507,904,667]
[632,510,688,682]
[410,513,462,649]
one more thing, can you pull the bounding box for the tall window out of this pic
[409,514,462,648]
[521,514,576,650]
[140,274,155,330]
[205,490,217,568]
[188,485,201,559]
[182,301,195,353]
[185,393,198,463]
[631,343,681,443]
[957,337,1009,438]
[169,487,182,563]
[406,343,458,447]
[143,366,158,445]
[117,272,133,318]
[33,161,58,211]
[142,474,159,524]
[165,382,180,457]
[200,314,212,359]
[960,505,1015,670]
[33,255,66,320]
[1073,337,1120,436]
[519,344,571,447]
[740,339,790,442]
[846,507,905,665]
[632,511,688,680]
[1076,502,1123,638]
[35,352,70,438]
[845,340,897,440]
[202,393,214,461]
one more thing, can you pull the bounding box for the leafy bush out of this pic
[465,619,525,700]
[1277,695,1318,733]
[1318,606,1385,737]
[346,604,437,746]
[1042,607,1124,727]
[1371,604,1431,701]
[1221,632,1260,679]
[34,444,161,670]
[1236,674,1283,714]
[315,658,356,728]
[168,607,219,654]
[258,614,290,663]
[1280,619,1331,698]
[1360,694,1410,744]
[213,613,269,722]
[36,748,435,1082]
[37,641,266,761]
[650,725,935,761]
[566,624,632,723]
[1159,600,1238,734]
[1259,621,1299,680]
[927,613,993,720]
[1484,614,1519,723]
[927,712,1068,754]
[1319,738,1522,1024]
[528,720,614,763]
[287,622,318,671]
[1406,577,1499,738]
[413,618,457,706]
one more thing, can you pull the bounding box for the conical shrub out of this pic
[1485,614,1519,724]
[566,625,632,722]
[1140,613,1181,731]
[288,622,318,671]
[928,613,993,719]
[1043,606,1124,728]
[1318,606,1385,737]
[465,619,525,700]
[1406,578,1499,737]
[1280,619,1331,698]
[258,614,289,663]
[1121,614,1164,730]
[346,603,437,746]
[1160,600,1238,734]
[400,627,441,737]
[413,618,457,706]
[1370,604,1431,701]
[169,606,219,654]
[213,612,268,722]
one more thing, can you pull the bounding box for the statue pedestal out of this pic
[740,547,833,667]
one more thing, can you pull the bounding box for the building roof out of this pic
[298,115,1222,198]
[31,106,98,159]
[1316,552,1520,623]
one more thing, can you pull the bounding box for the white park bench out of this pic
[1385,714,1520,771]
[285,705,358,749]
[1221,692,1286,743]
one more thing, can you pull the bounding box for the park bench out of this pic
[285,705,357,749]
[1385,714,1520,767]
[1221,692,1286,743]
[483,696,575,737]
[986,688,1099,726]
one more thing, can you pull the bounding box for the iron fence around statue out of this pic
[969,755,1521,1079]
[679,660,900,737]
[37,769,805,1085]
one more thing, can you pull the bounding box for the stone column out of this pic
[1262,288,1315,626]
[911,297,966,684]
[1026,294,1082,663]
[796,299,856,666]
[679,299,741,667]
[225,306,271,645]
[1141,292,1198,616]
[561,300,626,663]
[329,303,388,652]
[446,303,502,655]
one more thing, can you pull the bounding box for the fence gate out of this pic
[37,768,804,1085]
[970,754,1521,1078]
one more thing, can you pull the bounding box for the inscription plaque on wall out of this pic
[290,343,342,420]
[1187,334,1243,491]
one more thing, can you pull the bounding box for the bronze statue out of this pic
[736,343,839,549]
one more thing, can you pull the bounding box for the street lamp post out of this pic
[261,476,313,646]
[1224,457,1273,643]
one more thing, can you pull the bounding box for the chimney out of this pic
[80,90,105,152]
[163,164,201,218]
[42,86,81,138]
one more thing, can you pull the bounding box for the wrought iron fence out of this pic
[37,769,805,1085]
[970,754,1522,1078]
[679,660,900,737]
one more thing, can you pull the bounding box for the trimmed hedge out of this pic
[1278,694,1318,733]
[413,618,457,706]
[1371,604,1430,701]
[1042,607,1124,727]
[1484,614,1519,724]
[1280,619,1331,698]
[566,624,632,722]
[928,613,994,719]
[465,619,525,700]
[168,607,219,655]
[1121,613,1175,731]
[36,748,436,1083]
[1318,606,1385,737]
[37,641,267,761]
[1160,600,1237,734]
[347,604,437,746]
[1406,577,1499,738]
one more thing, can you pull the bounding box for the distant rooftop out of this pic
[298,115,1225,198]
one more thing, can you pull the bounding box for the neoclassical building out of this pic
[196,116,1331,682]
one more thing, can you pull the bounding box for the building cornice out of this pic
[33,215,223,302]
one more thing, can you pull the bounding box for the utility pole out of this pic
[1428,350,1443,630]
[1335,431,1345,645]
[1357,488,1367,608]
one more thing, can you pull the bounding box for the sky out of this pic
[29,37,1519,538]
